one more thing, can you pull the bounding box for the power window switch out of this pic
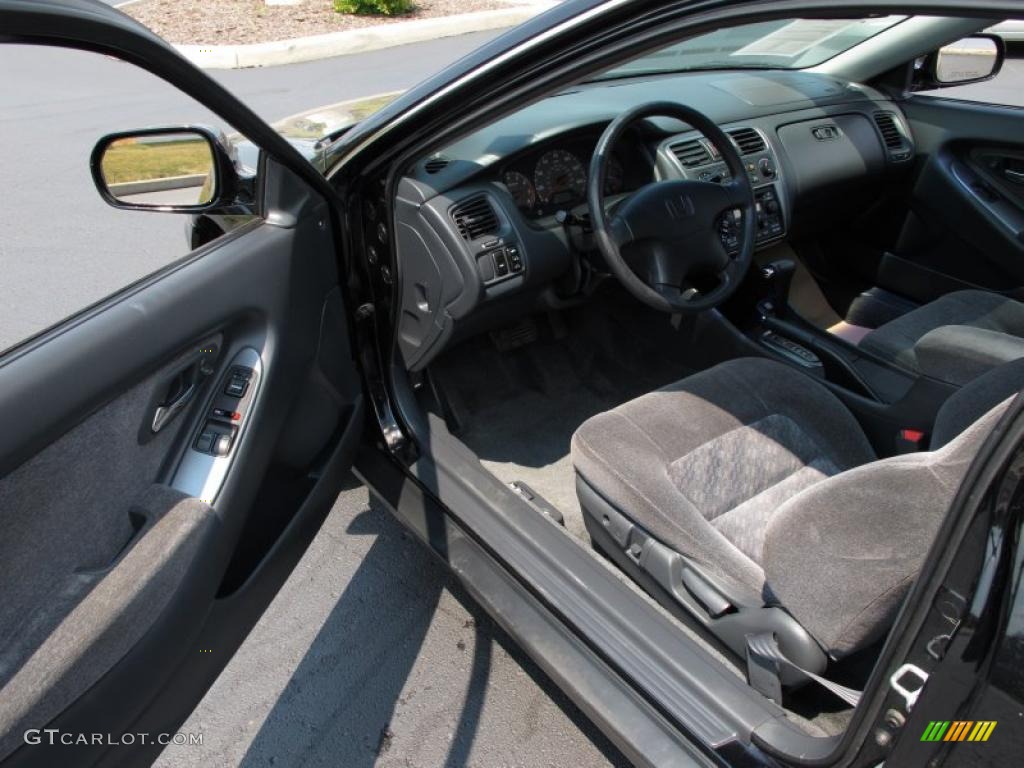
[195,430,216,454]
[224,376,248,398]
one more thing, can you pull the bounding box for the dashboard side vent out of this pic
[451,195,499,241]
[670,139,712,167]
[424,156,450,173]
[873,112,905,149]
[727,127,766,155]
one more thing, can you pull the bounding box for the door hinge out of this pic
[370,383,408,455]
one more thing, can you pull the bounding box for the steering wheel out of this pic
[588,102,756,313]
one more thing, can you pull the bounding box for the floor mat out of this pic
[464,386,619,541]
[431,294,696,541]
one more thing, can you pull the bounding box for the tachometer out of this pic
[534,149,587,206]
[502,170,536,210]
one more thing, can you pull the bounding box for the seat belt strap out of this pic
[746,633,862,707]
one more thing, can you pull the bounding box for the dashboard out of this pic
[391,69,916,371]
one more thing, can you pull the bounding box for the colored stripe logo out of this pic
[921,721,997,742]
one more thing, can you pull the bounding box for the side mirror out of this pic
[90,126,243,213]
[914,33,1005,90]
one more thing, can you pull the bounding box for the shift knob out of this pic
[760,259,796,313]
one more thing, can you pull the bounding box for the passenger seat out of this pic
[860,289,1024,386]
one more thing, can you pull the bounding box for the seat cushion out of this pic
[763,397,1011,657]
[571,358,875,597]
[860,290,1024,384]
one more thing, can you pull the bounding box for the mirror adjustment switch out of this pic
[507,245,523,273]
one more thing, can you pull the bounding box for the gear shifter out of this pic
[757,258,795,319]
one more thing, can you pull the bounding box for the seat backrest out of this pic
[762,359,1024,659]
[933,356,1024,447]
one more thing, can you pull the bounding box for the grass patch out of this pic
[101,138,213,184]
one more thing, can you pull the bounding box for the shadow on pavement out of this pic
[238,490,627,767]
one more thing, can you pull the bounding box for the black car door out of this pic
[880,67,1024,302]
[0,2,364,766]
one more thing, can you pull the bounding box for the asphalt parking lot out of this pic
[154,481,628,768]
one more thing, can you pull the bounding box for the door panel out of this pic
[885,95,1024,302]
[0,153,363,766]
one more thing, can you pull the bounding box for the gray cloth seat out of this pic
[860,289,1024,386]
[572,357,1021,659]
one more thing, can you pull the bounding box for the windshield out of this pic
[596,16,907,79]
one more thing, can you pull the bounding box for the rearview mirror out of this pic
[90,126,235,212]
[915,33,1005,89]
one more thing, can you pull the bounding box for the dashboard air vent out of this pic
[670,139,712,168]
[424,156,450,174]
[451,195,498,241]
[727,127,766,155]
[873,112,904,149]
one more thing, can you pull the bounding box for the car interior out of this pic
[381,14,1024,743]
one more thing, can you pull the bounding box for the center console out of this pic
[718,186,785,255]
[662,125,788,256]
[716,259,961,455]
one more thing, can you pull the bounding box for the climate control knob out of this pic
[758,158,776,178]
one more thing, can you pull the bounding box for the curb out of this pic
[108,173,207,196]
[174,4,553,70]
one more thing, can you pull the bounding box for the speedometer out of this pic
[534,150,587,206]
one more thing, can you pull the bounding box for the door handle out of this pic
[1003,168,1024,185]
[152,380,196,433]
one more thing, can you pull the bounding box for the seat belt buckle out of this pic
[896,428,928,454]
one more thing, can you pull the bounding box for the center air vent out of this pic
[873,112,905,150]
[670,139,712,168]
[451,195,499,241]
[424,156,450,174]
[727,127,766,155]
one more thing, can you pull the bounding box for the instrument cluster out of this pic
[499,133,641,218]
